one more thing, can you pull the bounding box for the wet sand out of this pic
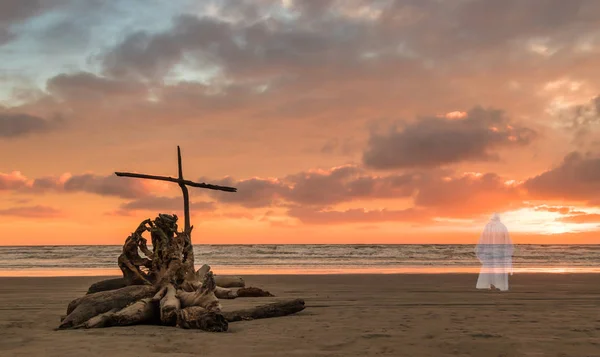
[1,274,599,356]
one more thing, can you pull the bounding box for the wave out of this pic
[1,245,600,271]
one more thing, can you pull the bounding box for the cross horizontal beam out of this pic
[114,172,237,192]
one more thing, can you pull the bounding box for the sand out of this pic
[1,273,599,357]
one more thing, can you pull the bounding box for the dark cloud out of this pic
[4,0,597,147]
[0,205,63,218]
[97,0,600,83]
[201,176,289,208]
[62,174,153,199]
[0,0,45,24]
[0,112,61,138]
[46,72,148,102]
[362,107,537,169]
[0,27,14,45]
[0,0,59,45]
[101,16,235,80]
[524,151,600,202]
[0,171,155,199]
[204,165,416,208]
[282,165,415,206]
[564,96,600,146]
[201,163,528,220]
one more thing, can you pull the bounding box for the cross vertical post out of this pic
[177,146,191,234]
[115,146,237,240]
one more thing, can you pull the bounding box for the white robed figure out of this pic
[475,213,514,291]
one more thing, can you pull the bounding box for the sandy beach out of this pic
[1,273,599,357]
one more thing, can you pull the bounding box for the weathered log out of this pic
[66,296,84,315]
[177,272,221,311]
[196,264,211,281]
[222,299,305,322]
[159,284,180,326]
[213,286,274,299]
[176,307,229,332]
[87,277,129,294]
[214,275,245,288]
[236,287,274,297]
[74,298,158,329]
[59,285,156,329]
[214,286,237,299]
[73,308,120,329]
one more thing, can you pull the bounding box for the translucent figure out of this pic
[475,213,514,291]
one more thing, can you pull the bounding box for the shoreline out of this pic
[2,265,600,277]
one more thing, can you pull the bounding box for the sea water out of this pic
[0,244,599,276]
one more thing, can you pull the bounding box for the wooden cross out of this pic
[115,146,237,235]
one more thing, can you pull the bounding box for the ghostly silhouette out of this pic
[475,213,514,291]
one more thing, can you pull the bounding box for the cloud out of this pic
[0,171,156,199]
[202,164,528,220]
[563,96,600,145]
[201,176,289,208]
[46,72,148,103]
[0,27,14,45]
[0,0,60,45]
[4,0,600,228]
[0,205,63,218]
[204,165,417,208]
[534,205,574,215]
[101,16,235,80]
[0,171,29,190]
[3,0,599,157]
[0,0,47,23]
[558,212,600,223]
[62,174,157,199]
[287,206,429,225]
[0,112,62,138]
[524,152,600,202]
[362,107,537,169]
[282,165,415,206]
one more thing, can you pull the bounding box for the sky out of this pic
[1,0,600,245]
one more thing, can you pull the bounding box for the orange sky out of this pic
[1,1,600,245]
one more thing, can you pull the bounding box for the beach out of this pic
[1,273,599,357]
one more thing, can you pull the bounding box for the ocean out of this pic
[0,244,599,276]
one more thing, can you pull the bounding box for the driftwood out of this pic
[73,298,158,329]
[236,287,274,297]
[157,284,180,326]
[177,307,229,331]
[176,299,306,330]
[60,285,156,329]
[58,212,306,332]
[214,275,245,288]
[87,277,128,294]
[223,299,306,322]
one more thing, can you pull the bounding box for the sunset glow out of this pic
[1,1,600,245]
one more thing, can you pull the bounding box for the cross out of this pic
[115,146,237,235]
